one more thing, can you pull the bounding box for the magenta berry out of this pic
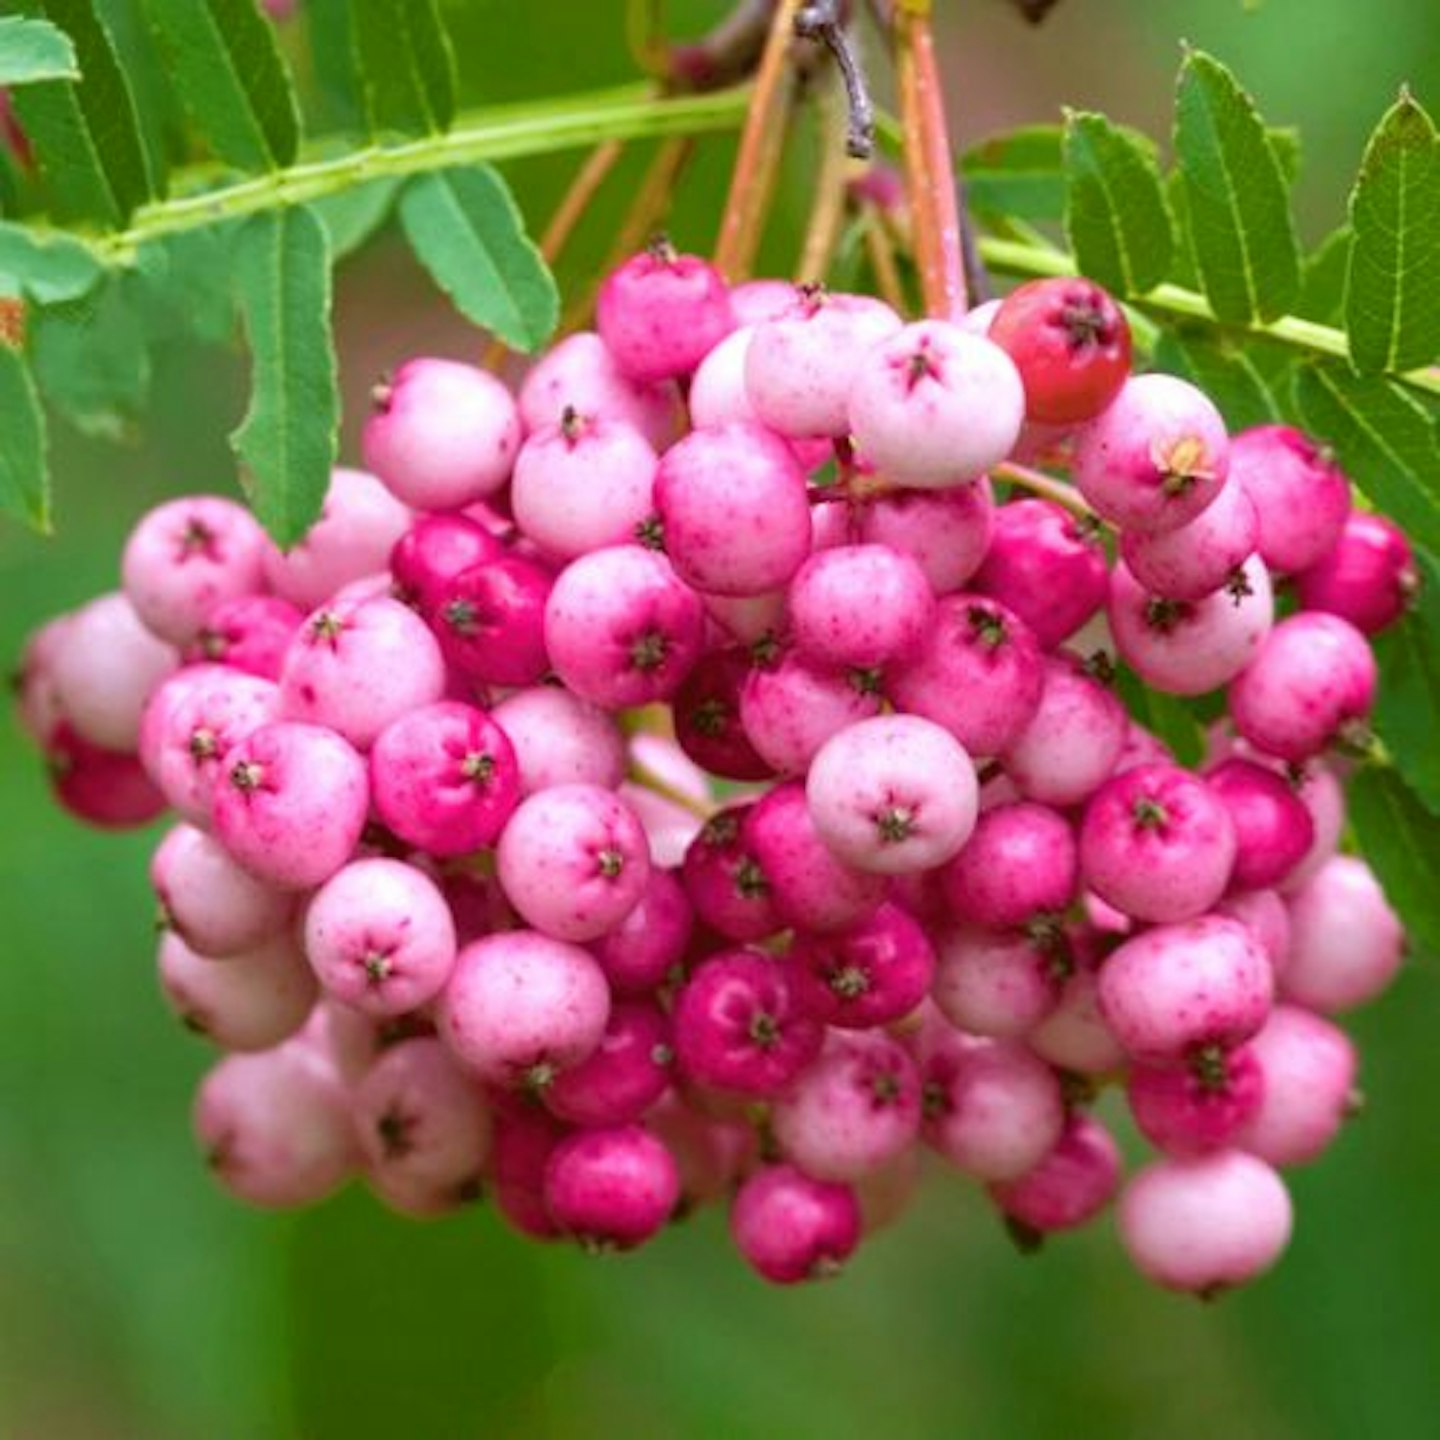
[1204,758,1315,891]
[940,800,1078,930]
[739,646,882,776]
[673,646,774,782]
[490,685,625,795]
[731,1163,862,1284]
[672,949,823,1099]
[1126,1045,1264,1156]
[187,594,303,680]
[1229,424,1351,573]
[363,357,521,510]
[1120,477,1259,602]
[854,479,996,594]
[593,867,695,995]
[990,1112,1122,1236]
[788,543,935,670]
[544,1124,680,1250]
[1295,511,1416,634]
[681,806,781,942]
[389,512,504,612]
[544,999,673,1127]
[426,552,554,690]
[596,244,733,383]
[369,701,520,857]
[789,901,936,1028]
[1282,855,1403,1012]
[45,722,167,828]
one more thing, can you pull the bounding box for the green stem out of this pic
[82,84,751,261]
[976,236,1440,399]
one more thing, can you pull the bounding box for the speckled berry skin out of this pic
[437,929,610,1088]
[680,806,781,942]
[788,544,935,670]
[545,545,705,708]
[940,801,1078,930]
[990,1112,1122,1234]
[889,594,1044,757]
[1126,1047,1264,1156]
[369,701,520,857]
[1228,612,1377,762]
[543,1124,681,1249]
[847,321,1026,487]
[543,999,673,1128]
[1079,763,1237,924]
[186,595,303,681]
[489,686,625,795]
[1073,374,1229,534]
[1118,1150,1292,1294]
[1204,758,1315,891]
[673,646,773,782]
[1120,478,1259,602]
[972,499,1109,649]
[1282,855,1403,1012]
[597,247,734,383]
[212,721,369,890]
[1229,424,1351,574]
[744,290,903,438]
[740,648,883,776]
[730,1163,862,1284]
[426,552,553,689]
[363,357,522,510]
[593,867,694,995]
[46,723,168,828]
[932,925,1064,1038]
[771,1030,922,1182]
[1295,511,1416,635]
[193,1041,358,1208]
[152,822,294,957]
[303,857,457,1016]
[790,901,935,1028]
[389,512,503,613]
[122,496,269,645]
[672,949,823,1099]
[805,714,979,875]
[854,479,996,595]
[1097,915,1273,1062]
[496,784,651,942]
[653,422,812,598]
[279,596,446,750]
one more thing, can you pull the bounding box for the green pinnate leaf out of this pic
[1152,329,1279,431]
[399,166,558,353]
[962,125,1065,222]
[1297,227,1352,324]
[0,15,77,85]
[10,0,154,225]
[1372,549,1440,814]
[0,221,101,303]
[1268,125,1301,185]
[0,342,49,530]
[1294,362,1440,557]
[230,205,338,547]
[351,0,456,138]
[1345,90,1440,376]
[141,0,301,171]
[1173,49,1301,323]
[1062,110,1174,295]
[1347,765,1440,952]
[312,176,401,260]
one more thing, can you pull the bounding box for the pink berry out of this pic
[1118,1150,1292,1294]
[389,512,504,612]
[49,591,178,751]
[1278,761,1346,893]
[1204,758,1315,891]
[362,358,521,509]
[1027,930,1128,1074]
[647,1092,757,1210]
[279,597,446,749]
[1229,424,1351,573]
[1073,374,1229,534]
[789,901,936,1028]
[1228,613,1377,762]
[731,1163,862,1284]
[496,784,650,942]
[1108,554,1274,696]
[593,867,695,995]
[1003,652,1128,806]
[1282,855,1403,1011]
[1079,763,1237,923]
[742,780,887,934]
[1235,1004,1358,1167]
[1120,477,1259,602]
[152,822,294,957]
[889,594,1044,757]
[159,930,317,1051]
[212,721,369,890]
[427,551,553,688]
[544,1124,681,1249]
[544,544,705,708]
[45,722,167,828]
[193,1040,358,1208]
[303,857,457,1016]
[771,1030,922,1182]
[369,701,520,857]
[597,245,733,383]
[940,801,1078,930]
[932,925,1066,1038]
[744,290,902,439]
[681,806,781,942]
[990,1112,1122,1235]
[13,612,71,745]
[848,322,1025,488]
[653,422,812,597]
[805,714,979,874]
[740,647,882,776]
[490,685,625,794]
[437,930,610,1088]
[854,479,996,594]
[1097,915,1273,1062]
[262,468,411,611]
[1215,887,1292,976]
[1127,1045,1264,1155]
[673,646,774,782]
[1294,511,1416,634]
[972,499,1109,649]
[353,1037,492,1204]
[788,543,935,671]
[489,1094,570,1239]
[544,999,673,1127]
[672,949,823,1099]
[122,496,269,645]
[511,409,658,561]
[186,594,303,680]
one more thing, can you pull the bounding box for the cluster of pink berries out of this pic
[14,245,1414,1296]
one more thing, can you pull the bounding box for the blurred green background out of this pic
[4,2,1440,1436]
